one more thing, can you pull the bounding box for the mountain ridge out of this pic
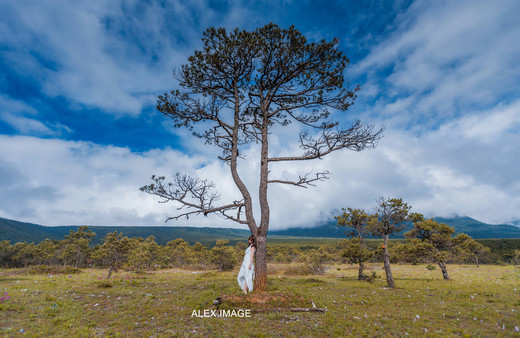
[1,215,520,245]
[271,216,520,240]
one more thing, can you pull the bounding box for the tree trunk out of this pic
[107,264,114,279]
[475,258,480,268]
[382,235,395,288]
[358,261,365,280]
[254,235,268,291]
[75,249,81,268]
[438,261,449,280]
[254,97,270,291]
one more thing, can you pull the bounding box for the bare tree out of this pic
[141,24,383,290]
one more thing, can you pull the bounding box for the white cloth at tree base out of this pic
[237,245,254,291]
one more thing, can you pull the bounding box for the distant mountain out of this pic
[2,215,520,245]
[506,219,520,227]
[0,217,250,246]
[434,216,520,239]
[0,218,77,244]
[271,216,520,239]
[270,221,342,238]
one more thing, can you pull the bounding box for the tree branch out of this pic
[268,171,331,188]
[268,121,384,162]
[140,174,245,222]
[218,207,249,224]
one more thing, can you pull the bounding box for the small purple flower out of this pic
[0,297,4,301]
[4,293,7,296]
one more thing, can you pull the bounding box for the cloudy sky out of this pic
[1,0,519,228]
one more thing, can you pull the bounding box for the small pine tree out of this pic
[405,218,454,280]
[336,208,374,280]
[452,233,490,267]
[91,232,131,279]
[368,197,421,288]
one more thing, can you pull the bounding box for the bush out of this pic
[362,271,380,283]
[495,259,507,266]
[299,247,334,275]
[426,263,437,270]
[210,240,238,271]
[284,264,313,276]
[97,281,113,288]
[25,265,82,275]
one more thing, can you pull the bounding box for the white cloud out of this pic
[255,100,520,227]
[2,113,52,135]
[453,101,520,142]
[0,135,236,227]
[0,95,71,136]
[0,0,203,116]
[2,92,520,230]
[354,0,520,123]
[374,101,520,224]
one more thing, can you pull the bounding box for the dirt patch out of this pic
[221,292,310,309]
[225,293,304,304]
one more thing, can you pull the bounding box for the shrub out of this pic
[426,263,437,270]
[97,281,113,288]
[495,259,507,266]
[25,265,82,275]
[210,240,237,271]
[284,264,313,276]
[362,271,380,283]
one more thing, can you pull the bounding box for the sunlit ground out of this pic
[1,264,519,336]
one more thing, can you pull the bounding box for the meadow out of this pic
[1,263,519,336]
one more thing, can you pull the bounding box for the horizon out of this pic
[3,214,519,229]
[1,1,519,228]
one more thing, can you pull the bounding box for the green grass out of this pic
[1,264,519,336]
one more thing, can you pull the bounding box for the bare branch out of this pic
[267,171,331,188]
[268,121,384,162]
[218,206,249,224]
[140,174,245,222]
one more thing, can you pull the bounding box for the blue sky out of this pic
[1,0,519,228]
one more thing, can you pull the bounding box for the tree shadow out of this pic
[394,277,443,281]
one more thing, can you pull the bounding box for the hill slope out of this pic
[1,215,520,245]
[271,216,520,239]
[434,216,520,239]
[0,217,250,245]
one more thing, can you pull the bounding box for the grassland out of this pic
[1,264,519,336]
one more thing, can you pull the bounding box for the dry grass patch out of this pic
[0,264,519,336]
